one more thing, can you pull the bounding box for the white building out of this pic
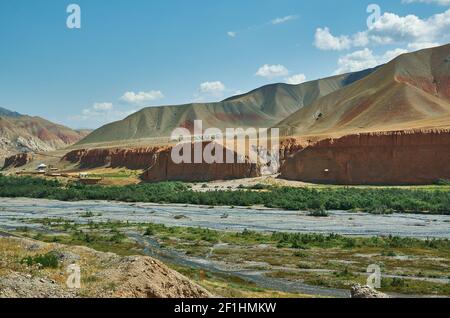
[36,163,47,171]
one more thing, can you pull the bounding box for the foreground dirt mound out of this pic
[105,256,210,298]
[0,272,76,298]
[0,237,211,298]
[280,129,450,185]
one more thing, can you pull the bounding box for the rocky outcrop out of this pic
[280,129,450,185]
[2,153,33,170]
[350,284,389,298]
[279,138,305,162]
[62,142,261,182]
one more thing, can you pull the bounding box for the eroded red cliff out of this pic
[2,153,33,170]
[280,129,450,185]
[62,142,261,182]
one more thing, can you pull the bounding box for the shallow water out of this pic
[0,197,449,238]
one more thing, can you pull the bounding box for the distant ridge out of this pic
[0,108,91,161]
[0,107,21,118]
[276,44,450,138]
[77,68,376,146]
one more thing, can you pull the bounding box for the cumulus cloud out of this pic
[193,81,228,102]
[256,64,290,78]
[92,102,113,111]
[227,31,236,37]
[285,74,307,85]
[314,9,450,51]
[70,102,136,127]
[271,15,298,25]
[334,48,408,74]
[407,41,441,50]
[199,81,226,94]
[120,90,164,104]
[314,28,353,50]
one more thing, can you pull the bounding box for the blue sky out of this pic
[0,0,449,128]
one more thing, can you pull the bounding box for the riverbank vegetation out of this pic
[1,175,449,214]
[10,219,450,297]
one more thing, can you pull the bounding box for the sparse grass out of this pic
[80,211,95,218]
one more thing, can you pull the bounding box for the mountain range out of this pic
[277,44,450,138]
[77,44,450,146]
[2,44,450,160]
[77,68,377,145]
[0,107,90,162]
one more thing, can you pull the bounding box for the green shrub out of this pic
[308,209,329,217]
[144,227,154,236]
[1,176,449,215]
[21,252,59,269]
[436,179,450,186]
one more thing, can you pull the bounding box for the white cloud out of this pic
[314,9,450,51]
[407,42,440,50]
[285,74,307,85]
[402,0,450,5]
[71,102,136,127]
[256,64,290,78]
[92,102,113,111]
[199,81,226,94]
[334,48,408,74]
[227,31,236,37]
[314,27,353,50]
[193,81,228,102]
[120,90,164,104]
[271,15,298,25]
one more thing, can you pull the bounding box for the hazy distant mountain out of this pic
[276,44,450,138]
[77,69,376,146]
[0,108,91,161]
[0,107,21,118]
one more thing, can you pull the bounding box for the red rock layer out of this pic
[280,129,450,185]
[142,142,261,182]
[395,75,450,100]
[279,138,305,162]
[62,142,261,182]
[62,147,168,170]
[2,153,33,170]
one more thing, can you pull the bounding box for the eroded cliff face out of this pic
[280,129,450,185]
[279,138,305,162]
[62,142,261,182]
[2,153,33,170]
[62,147,166,170]
[143,142,261,182]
